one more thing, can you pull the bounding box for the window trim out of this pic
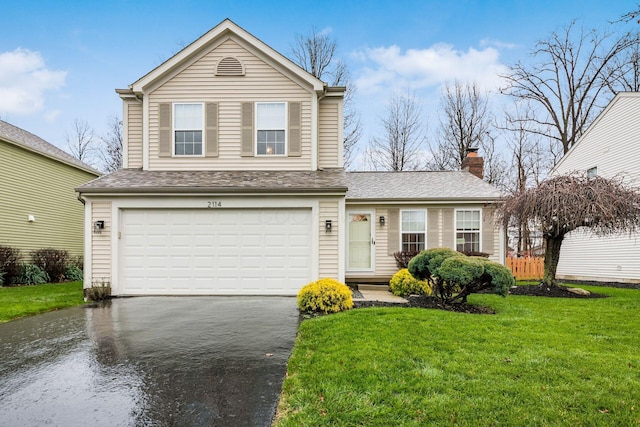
[400,209,427,253]
[255,101,287,157]
[173,102,205,157]
[454,209,482,253]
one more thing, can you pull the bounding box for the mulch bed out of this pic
[349,283,608,316]
[508,284,608,298]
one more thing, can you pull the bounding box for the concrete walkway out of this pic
[358,288,408,303]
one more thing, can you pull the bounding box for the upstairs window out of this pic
[174,103,203,156]
[456,209,481,253]
[256,102,286,155]
[401,210,426,252]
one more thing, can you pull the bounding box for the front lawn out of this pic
[274,285,640,426]
[0,281,84,323]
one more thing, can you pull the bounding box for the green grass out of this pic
[0,281,85,323]
[275,284,640,426]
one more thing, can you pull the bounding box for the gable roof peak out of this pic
[130,19,326,94]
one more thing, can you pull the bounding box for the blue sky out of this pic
[0,0,635,168]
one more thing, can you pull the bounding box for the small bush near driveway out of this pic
[297,278,353,314]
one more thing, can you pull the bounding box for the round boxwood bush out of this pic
[389,269,431,296]
[297,278,353,313]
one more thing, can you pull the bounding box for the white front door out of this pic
[347,211,374,271]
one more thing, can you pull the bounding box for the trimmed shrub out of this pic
[17,264,50,285]
[389,269,431,296]
[0,245,23,286]
[30,248,69,283]
[458,250,490,258]
[408,247,461,282]
[297,278,353,313]
[65,266,83,282]
[393,251,420,269]
[408,247,513,304]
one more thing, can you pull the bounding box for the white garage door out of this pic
[119,208,312,295]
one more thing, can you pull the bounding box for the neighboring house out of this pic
[76,19,504,296]
[0,120,100,258]
[553,92,640,284]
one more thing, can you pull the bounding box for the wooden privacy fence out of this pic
[506,257,544,280]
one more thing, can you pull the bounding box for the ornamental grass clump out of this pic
[297,278,353,314]
[389,268,431,296]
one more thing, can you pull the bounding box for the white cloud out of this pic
[353,43,508,94]
[0,48,66,115]
[44,109,62,123]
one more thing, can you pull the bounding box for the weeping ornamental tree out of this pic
[499,174,640,286]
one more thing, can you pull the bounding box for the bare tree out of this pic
[603,41,640,92]
[98,115,123,173]
[66,119,95,163]
[366,91,425,171]
[290,27,361,167]
[428,81,492,170]
[499,174,640,286]
[502,21,638,155]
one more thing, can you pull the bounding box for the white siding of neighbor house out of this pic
[318,100,341,168]
[125,101,143,169]
[345,204,503,280]
[90,201,112,286]
[553,93,640,283]
[319,199,341,279]
[145,38,313,171]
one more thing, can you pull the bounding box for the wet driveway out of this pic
[0,297,300,426]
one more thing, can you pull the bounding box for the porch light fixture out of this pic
[325,220,332,233]
[379,216,386,226]
[93,220,105,234]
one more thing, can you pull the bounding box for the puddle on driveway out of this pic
[0,297,299,426]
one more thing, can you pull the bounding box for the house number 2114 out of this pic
[207,201,222,208]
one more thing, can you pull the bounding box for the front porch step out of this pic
[358,284,390,291]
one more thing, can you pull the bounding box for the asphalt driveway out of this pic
[0,297,300,426]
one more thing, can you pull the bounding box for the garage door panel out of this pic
[119,208,312,295]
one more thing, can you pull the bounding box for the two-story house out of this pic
[77,19,504,296]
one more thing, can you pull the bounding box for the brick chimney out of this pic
[461,147,484,180]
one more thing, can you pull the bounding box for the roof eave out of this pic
[76,186,348,195]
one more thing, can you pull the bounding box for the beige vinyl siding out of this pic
[147,38,313,171]
[553,94,640,283]
[319,199,340,279]
[126,100,143,168]
[0,141,97,257]
[346,204,501,280]
[318,100,340,168]
[90,201,112,283]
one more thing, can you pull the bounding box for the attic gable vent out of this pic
[216,57,245,76]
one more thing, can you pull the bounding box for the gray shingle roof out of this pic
[76,168,348,193]
[77,168,502,202]
[345,171,503,201]
[0,119,100,175]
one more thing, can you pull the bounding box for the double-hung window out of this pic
[174,103,203,156]
[256,102,286,155]
[456,209,481,252]
[401,210,426,252]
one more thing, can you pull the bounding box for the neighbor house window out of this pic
[587,166,597,178]
[256,102,286,155]
[174,103,203,156]
[401,210,426,252]
[456,210,481,252]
